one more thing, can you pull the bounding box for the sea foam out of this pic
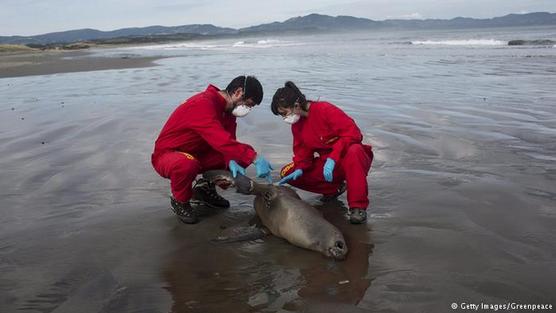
[231,39,293,48]
[117,38,299,51]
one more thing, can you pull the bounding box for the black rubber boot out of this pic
[348,208,367,224]
[192,178,230,209]
[170,197,199,224]
[320,181,347,202]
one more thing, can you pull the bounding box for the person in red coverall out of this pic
[152,76,273,224]
[271,81,373,224]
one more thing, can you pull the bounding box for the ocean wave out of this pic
[119,42,225,50]
[411,39,506,46]
[257,39,280,45]
[231,39,296,48]
[117,39,294,51]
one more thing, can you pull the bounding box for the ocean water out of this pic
[1,26,556,312]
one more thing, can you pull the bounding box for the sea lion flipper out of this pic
[212,225,269,243]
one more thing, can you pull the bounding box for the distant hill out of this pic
[1,12,555,45]
[0,24,237,45]
[239,12,556,33]
[239,14,381,33]
[380,12,556,29]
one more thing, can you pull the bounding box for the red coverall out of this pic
[280,101,373,209]
[151,85,257,202]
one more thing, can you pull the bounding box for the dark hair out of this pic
[271,81,308,115]
[226,75,263,105]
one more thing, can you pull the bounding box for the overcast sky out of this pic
[1,0,556,36]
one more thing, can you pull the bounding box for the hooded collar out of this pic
[205,84,228,112]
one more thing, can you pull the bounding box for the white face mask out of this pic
[283,113,300,124]
[232,104,252,117]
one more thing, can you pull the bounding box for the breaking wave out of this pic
[119,39,297,51]
[119,42,224,50]
[408,39,556,47]
[230,39,297,48]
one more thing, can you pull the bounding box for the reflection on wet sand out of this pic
[292,200,374,310]
[162,209,255,313]
[163,239,254,312]
[162,198,374,313]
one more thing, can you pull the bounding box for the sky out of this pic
[1,0,556,36]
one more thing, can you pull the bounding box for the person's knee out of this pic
[170,159,199,180]
[345,144,366,157]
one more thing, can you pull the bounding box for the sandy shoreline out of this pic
[0,49,164,78]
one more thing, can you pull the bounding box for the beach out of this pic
[1,27,555,313]
[0,49,163,78]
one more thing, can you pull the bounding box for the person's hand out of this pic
[254,155,273,183]
[229,160,246,178]
[323,158,335,182]
[279,169,303,185]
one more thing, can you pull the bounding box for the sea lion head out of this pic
[233,174,254,195]
[203,170,235,187]
[325,232,348,260]
[202,170,254,194]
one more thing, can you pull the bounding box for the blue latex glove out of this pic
[254,155,273,183]
[323,158,336,182]
[229,160,246,178]
[279,169,303,185]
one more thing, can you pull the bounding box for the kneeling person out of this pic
[152,76,273,224]
[272,81,373,224]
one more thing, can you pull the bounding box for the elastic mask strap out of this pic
[243,75,249,100]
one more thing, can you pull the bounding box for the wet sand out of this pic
[0,50,164,78]
[1,29,556,313]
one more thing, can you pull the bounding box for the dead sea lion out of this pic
[203,170,348,260]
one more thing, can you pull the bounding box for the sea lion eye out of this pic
[335,241,344,249]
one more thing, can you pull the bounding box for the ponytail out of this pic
[271,81,309,115]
